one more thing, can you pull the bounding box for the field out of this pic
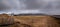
[0,14,60,27]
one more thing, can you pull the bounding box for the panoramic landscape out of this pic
[0,0,60,27]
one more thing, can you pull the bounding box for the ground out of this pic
[0,14,59,27]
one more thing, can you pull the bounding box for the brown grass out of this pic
[0,14,59,27]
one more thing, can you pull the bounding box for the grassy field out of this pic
[0,14,59,27]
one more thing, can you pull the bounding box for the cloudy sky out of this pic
[0,0,60,15]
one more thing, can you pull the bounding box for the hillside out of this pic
[0,14,59,27]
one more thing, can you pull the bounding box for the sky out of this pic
[0,0,60,15]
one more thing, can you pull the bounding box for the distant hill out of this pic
[13,13,48,16]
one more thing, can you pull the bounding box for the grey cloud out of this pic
[0,0,60,15]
